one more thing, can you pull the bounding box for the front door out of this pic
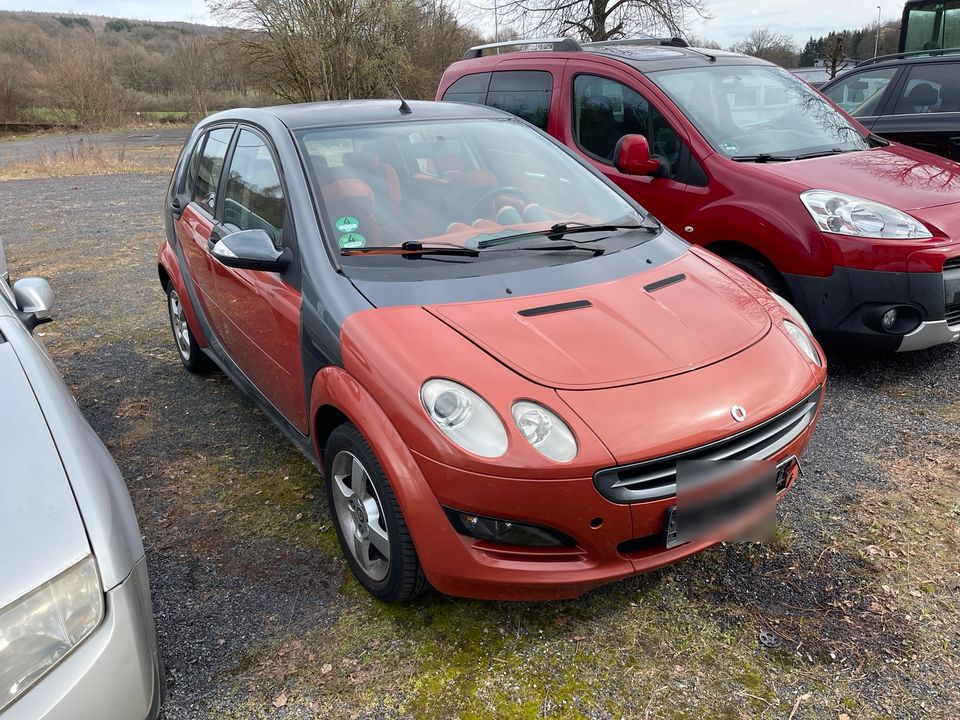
[208,127,308,433]
[175,125,235,338]
[559,67,694,231]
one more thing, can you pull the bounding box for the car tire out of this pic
[166,283,212,373]
[325,423,428,602]
[725,252,790,298]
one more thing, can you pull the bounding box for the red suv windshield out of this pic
[650,65,870,159]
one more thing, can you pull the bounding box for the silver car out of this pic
[0,240,164,719]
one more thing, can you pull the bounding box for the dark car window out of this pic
[892,63,960,114]
[823,68,899,116]
[573,75,652,161]
[193,127,233,214]
[484,71,553,130]
[179,135,204,196]
[442,72,491,105]
[223,129,286,246]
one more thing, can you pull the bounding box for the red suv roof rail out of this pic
[461,36,690,60]
[856,46,960,67]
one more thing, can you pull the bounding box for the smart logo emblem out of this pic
[731,405,747,423]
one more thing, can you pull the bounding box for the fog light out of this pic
[444,508,574,547]
[881,308,897,331]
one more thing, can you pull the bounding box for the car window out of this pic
[484,71,552,130]
[892,63,960,114]
[573,75,651,162]
[192,127,234,214]
[179,135,204,196]
[442,72,491,105]
[223,129,286,246]
[823,68,899,116]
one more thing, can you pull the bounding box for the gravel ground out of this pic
[0,126,190,166]
[1,167,958,720]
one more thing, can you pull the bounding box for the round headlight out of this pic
[783,321,821,366]
[511,401,577,462]
[769,292,811,335]
[421,379,508,458]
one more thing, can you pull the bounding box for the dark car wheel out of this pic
[166,283,212,373]
[325,423,427,602]
[726,252,790,298]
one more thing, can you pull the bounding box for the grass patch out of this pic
[0,139,177,179]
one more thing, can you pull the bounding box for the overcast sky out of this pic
[0,0,898,48]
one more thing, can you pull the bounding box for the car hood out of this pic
[425,252,770,390]
[0,339,91,609]
[749,144,960,211]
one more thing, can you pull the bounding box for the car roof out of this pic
[201,99,509,131]
[849,48,960,69]
[451,40,770,75]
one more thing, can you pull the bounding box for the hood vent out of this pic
[517,299,592,317]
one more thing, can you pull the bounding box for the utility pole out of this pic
[874,5,881,57]
[494,0,499,43]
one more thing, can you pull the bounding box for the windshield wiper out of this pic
[791,148,856,160]
[476,222,653,249]
[341,241,479,257]
[730,153,794,163]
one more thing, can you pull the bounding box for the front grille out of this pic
[594,387,822,504]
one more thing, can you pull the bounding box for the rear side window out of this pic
[485,71,552,129]
[573,75,650,161]
[192,127,234,214]
[179,136,204,196]
[442,73,491,105]
[892,63,960,114]
[223,129,286,245]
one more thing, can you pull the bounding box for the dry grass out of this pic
[0,139,175,179]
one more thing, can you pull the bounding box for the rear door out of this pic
[871,61,960,161]
[175,125,235,337]
[207,126,308,433]
[559,64,698,231]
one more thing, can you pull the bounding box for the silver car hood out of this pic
[0,339,91,608]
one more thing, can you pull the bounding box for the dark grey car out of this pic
[0,240,164,719]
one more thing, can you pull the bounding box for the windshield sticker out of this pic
[339,233,366,249]
[721,141,739,153]
[335,216,360,233]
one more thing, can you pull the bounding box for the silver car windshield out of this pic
[650,65,870,159]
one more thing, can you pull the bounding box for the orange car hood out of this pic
[426,253,770,390]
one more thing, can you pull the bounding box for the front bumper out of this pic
[2,558,164,720]
[411,406,818,601]
[784,264,960,351]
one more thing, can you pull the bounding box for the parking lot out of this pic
[1,143,958,718]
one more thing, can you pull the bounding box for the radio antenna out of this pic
[361,32,412,114]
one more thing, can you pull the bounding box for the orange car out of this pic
[158,100,826,601]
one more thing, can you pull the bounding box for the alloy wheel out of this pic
[330,450,391,582]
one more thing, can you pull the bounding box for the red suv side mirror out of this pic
[614,135,661,176]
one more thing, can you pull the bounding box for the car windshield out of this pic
[650,65,871,159]
[296,118,652,278]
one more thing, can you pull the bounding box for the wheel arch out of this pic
[704,240,793,299]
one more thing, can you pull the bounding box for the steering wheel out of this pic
[467,186,529,220]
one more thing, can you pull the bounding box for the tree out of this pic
[495,0,710,43]
[823,32,847,79]
[173,34,216,116]
[732,28,798,67]
[0,52,27,120]
[41,40,124,127]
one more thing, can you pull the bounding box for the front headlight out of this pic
[0,557,103,711]
[769,292,812,335]
[800,190,931,239]
[783,321,821,366]
[511,401,578,462]
[421,379,508,458]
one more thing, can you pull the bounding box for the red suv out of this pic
[438,38,960,351]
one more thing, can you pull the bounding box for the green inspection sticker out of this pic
[339,233,366,249]
[335,216,360,233]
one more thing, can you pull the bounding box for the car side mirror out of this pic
[13,277,54,332]
[211,229,289,272]
[614,135,661,177]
